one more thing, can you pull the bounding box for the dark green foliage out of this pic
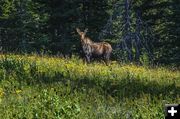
[133,0,180,65]
[0,0,179,65]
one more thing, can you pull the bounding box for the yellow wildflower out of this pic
[16,89,22,94]
[0,88,4,97]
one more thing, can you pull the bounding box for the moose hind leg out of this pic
[104,53,110,65]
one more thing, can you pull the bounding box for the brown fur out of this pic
[76,28,112,64]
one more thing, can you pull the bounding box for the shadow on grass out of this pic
[28,71,180,100]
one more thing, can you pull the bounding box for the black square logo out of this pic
[165,104,180,119]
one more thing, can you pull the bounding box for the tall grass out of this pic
[0,54,179,119]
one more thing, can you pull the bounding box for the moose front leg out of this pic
[85,54,91,63]
[86,55,91,63]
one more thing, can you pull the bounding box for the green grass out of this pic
[0,54,179,119]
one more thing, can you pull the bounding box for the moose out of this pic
[76,28,112,65]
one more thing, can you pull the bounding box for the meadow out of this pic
[0,54,179,119]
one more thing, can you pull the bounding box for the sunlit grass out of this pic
[0,54,179,119]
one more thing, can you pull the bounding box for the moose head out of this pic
[76,28,88,41]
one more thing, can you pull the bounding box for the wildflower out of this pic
[0,88,4,97]
[16,89,22,94]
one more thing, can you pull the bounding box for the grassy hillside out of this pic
[0,54,179,119]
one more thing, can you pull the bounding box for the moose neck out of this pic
[81,36,93,45]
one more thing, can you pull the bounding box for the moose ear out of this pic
[84,28,88,33]
[76,28,81,34]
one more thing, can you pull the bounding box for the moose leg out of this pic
[104,53,110,65]
[85,54,91,63]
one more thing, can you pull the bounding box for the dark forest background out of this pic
[0,0,179,66]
